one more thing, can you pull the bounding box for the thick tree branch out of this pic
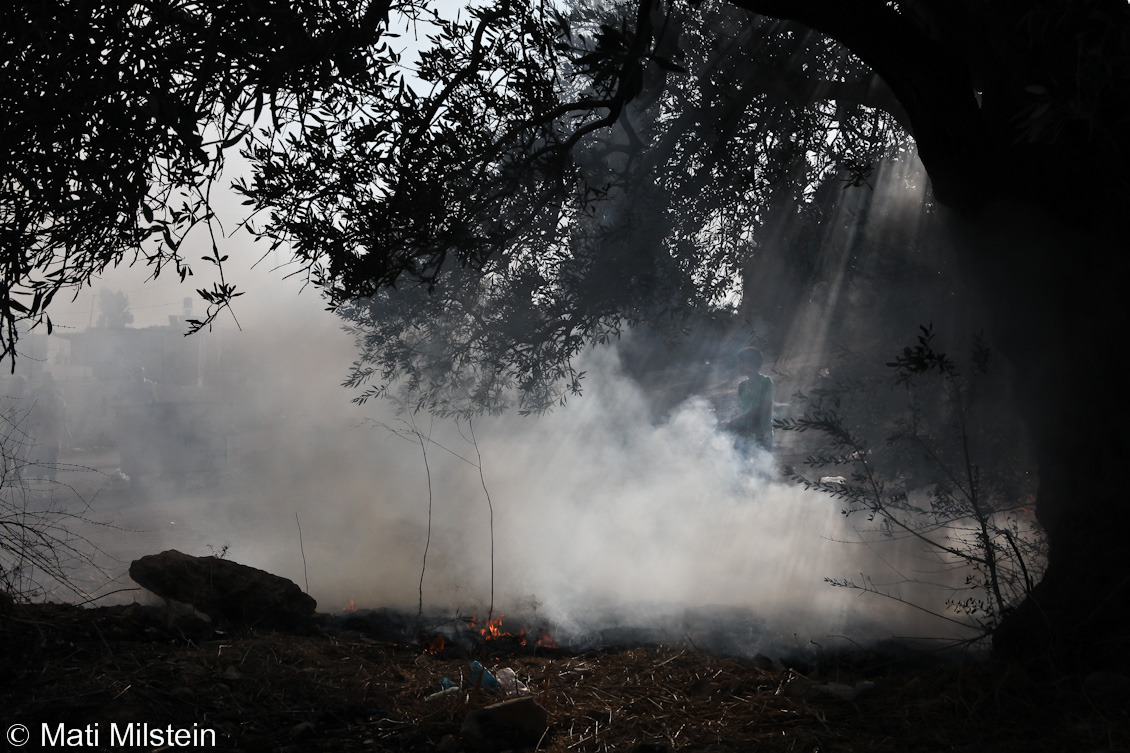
[726,0,996,211]
[740,69,911,133]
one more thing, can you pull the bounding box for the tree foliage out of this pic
[13,1,1121,416]
[1,0,916,411]
[779,326,1043,634]
[96,289,133,328]
[235,0,911,414]
[2,0,398,360]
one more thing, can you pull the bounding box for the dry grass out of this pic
[1,600,1126,752]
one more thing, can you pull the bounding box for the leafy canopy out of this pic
[2,0,398,356]
[5,0,905,414]
[239,0,907,414]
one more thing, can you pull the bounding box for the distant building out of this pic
[58,319,206,385]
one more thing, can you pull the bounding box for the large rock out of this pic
[460,697,549,751]
[129,550,316,629]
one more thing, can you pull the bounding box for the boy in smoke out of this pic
[114,366,158,482]
[721,347,774,452]
[2,375,30,481]
[29,371,66,480]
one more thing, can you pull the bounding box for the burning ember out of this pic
[466,614,558,651]
[343,600,357,613]
[470,614,527,645]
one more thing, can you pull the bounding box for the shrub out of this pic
[777,325,1045,636]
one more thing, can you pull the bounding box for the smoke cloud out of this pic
[38,287,976,655]
[18,195,991,656]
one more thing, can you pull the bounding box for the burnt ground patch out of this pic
[2,599,1126,752]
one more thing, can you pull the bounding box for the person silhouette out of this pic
[721,347,774,452]
[30,371,66,480]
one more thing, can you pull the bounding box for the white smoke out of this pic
[372,347,975,651]
[42,257,978,656]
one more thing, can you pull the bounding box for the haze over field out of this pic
[0,148,1015,655]
[8,251,981,656]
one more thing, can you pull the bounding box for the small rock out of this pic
[819,681,876,700]
[163,599,212,635]
[460,697,549,751]
[751,653,783,671]
[783,675,823,700]
[289,722,316,739]
[1083,671,1130,709]
[169,686,195,701]
[436,734,460,753]
[783,674,874,701]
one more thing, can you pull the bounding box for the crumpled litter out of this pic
[495,667,530,697]
[426,663,530,701]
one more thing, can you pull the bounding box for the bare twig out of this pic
[410,415,435,618]
[467,418,495,620]
[295,512,309,594]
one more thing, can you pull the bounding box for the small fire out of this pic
[535,630,558,649]
[1012,492,1038,522]
[470,614,527,645]
[343,599,357,613]
[426,635,445,655]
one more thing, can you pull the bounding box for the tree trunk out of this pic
[969,205,1130,669]
[994,349,1130,670]
[727,0,1130,669]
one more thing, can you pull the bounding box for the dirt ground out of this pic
[1,596,1128,753]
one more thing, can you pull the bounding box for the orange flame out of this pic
[536,630,558,649]
[483,615,504,639]
[427,635,445,654]
[343,599,357,613]
[471,614,528,645]
[1013,492,1038,521]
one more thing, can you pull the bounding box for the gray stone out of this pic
[162,599,213,635]
[129,550,316,629]
[460,697,549,751]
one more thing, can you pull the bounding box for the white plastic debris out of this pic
[425,686,462,702]
[495,667,530,697]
